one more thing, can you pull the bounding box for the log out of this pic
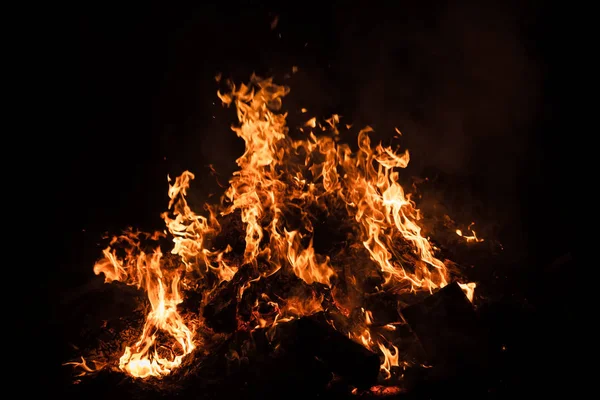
[362,291,402,325]
[294,312,380,390]
[400,282,487,375]
[202,265,321,332]
[202,283,238,333]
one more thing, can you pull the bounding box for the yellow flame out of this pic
[93,235,195,378]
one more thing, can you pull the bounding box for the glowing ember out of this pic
[69,75,478,381]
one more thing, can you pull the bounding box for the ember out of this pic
[64,75,481,392]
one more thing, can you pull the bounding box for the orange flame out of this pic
[378,343,400,380]
[93,232,195,378]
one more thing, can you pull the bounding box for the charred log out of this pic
[202,265,254,333]
[202,284,238,333]
[363,291,402,325]
[400,282,487,377]
[293,312,381,390]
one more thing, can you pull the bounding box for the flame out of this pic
[378,343,400,380]
[82,75,477,380]
[93,232,196,378]
[458,282,476,302]
[456,222,484,243]
[63,356,106,377]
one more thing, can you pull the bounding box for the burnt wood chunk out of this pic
[400,282,487,374]
[202,285,238,333]
[296,312,380,389]
[202,265,255,333]
[363,291,402,325]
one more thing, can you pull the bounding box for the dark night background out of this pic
[46,1,575,398]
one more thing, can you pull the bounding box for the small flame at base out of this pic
[93,237,196,378]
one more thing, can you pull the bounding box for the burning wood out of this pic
[65,75,480,394]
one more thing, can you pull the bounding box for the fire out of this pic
[456,222,484,243]
[71,74,477,381]
[93,232,196,378]
[378,343,400,380]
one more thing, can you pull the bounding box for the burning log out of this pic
[202,282,238,333]
[400,282,487,377]
[203,265,327,333]
[201,265,255,333]
[293,312,381,390]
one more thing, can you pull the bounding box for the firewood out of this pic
[202,283,238,333]
[294,312,380,390]
[400,282,487,375]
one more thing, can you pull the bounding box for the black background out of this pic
[48,1,575,397]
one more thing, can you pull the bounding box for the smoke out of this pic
[331,2,540,177]
[100,1,542,253]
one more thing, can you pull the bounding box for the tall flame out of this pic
[93,232,196,378]
[85,74,476,380]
